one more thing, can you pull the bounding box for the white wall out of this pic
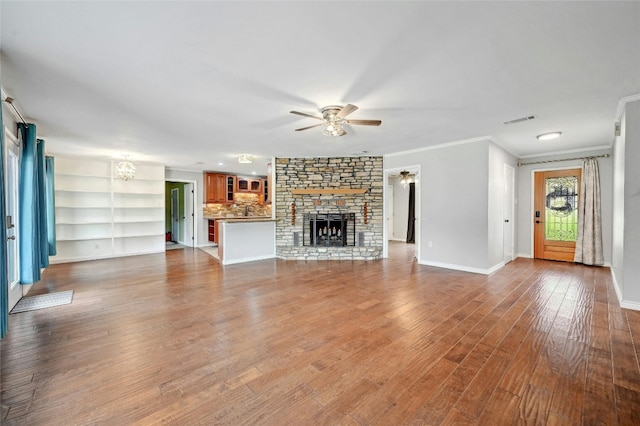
[165,168,207,247]
[387,140,494,272]
[516,148,613,264]
[612,99,640,309]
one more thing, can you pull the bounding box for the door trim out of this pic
[165,178,197,247]
[382,165,421,260]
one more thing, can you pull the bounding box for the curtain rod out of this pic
[518,153,609,167]
[3,97,27,125]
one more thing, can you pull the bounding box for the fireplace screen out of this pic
[303,213,356,247]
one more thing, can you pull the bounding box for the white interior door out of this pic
[5,129,21,310]
[171,188,179,243]
[503,164,515,263]
[386,184,394,240]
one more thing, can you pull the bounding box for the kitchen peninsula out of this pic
[217,217,276,265]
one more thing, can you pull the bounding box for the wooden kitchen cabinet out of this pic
[207,219,220,244]
[236,177,262,194]
[208,219,215,242]
[204,173,235,204]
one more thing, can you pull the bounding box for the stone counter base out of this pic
[277,246,382,260]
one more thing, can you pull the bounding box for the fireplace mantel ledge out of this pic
[290,188,369,195]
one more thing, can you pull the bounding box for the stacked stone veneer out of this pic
[275,156,383,260]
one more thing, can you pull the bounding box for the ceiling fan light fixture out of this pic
[291,104,380,137]
[399,170,414,187]
[536,131,562,141]
[323,121,345,137]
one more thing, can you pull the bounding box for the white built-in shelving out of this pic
[52,156,165,263]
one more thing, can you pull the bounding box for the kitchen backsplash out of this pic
[203,193,272,217]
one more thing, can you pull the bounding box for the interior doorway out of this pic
[533,168,582,261]
[165,180,196,248]
[384,166,420,260]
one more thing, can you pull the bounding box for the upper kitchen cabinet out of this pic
[204,173,235,203]
[236,177,262,194]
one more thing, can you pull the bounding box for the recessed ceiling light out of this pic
[218,162,224,166]
[251,171,256,175]
[536,131,562,141]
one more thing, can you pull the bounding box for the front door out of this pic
[534,168,581,262]
[5,129,21,310]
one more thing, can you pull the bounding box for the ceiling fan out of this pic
[290,104,381,137]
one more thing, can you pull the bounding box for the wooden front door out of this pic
[534,169,581,262]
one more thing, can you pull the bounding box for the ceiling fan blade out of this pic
[294,123,324,131]
[336,104,358,119]
[290,110,323,120]
[345,119,382,126]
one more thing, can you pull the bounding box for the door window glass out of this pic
[545,175,579,241]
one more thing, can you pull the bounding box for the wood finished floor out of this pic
[1,243,639,425]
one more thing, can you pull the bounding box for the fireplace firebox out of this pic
[303,213,355,246]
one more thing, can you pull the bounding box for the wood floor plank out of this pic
[1,248,637,424]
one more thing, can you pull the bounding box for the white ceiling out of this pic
[2,1,639,176]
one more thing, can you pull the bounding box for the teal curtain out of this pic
[36,139,49,268]
[46,156,57,255]
[18,123,51,283]
[0,98,8,338]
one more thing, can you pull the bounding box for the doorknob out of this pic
[535,220,542,224]
[504,219,509,223]
[7,235,15,240]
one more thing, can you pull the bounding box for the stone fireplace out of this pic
[275,156,383,260]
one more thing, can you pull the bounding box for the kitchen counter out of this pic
[216,217,275,223]
[204,216,272,220]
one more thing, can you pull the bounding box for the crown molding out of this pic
[616,93,640,121]
[385,135,493,158]
[517,145,611,160]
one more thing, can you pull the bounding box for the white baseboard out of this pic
[221,254,276,265]
[610,269,640,311]
[49,249,165,264]
[611,269,623,302]
[620,300,640,311]
[418,260,504,275]
[516,253,532,259]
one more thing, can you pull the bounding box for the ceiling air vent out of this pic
[502,115,535,125]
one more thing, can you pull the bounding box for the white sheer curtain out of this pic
[574,158,604,265]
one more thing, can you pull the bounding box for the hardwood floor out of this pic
[1,243,639,425]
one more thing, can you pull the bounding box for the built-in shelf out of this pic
[290,188,369,195]
[52,157,165,263]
